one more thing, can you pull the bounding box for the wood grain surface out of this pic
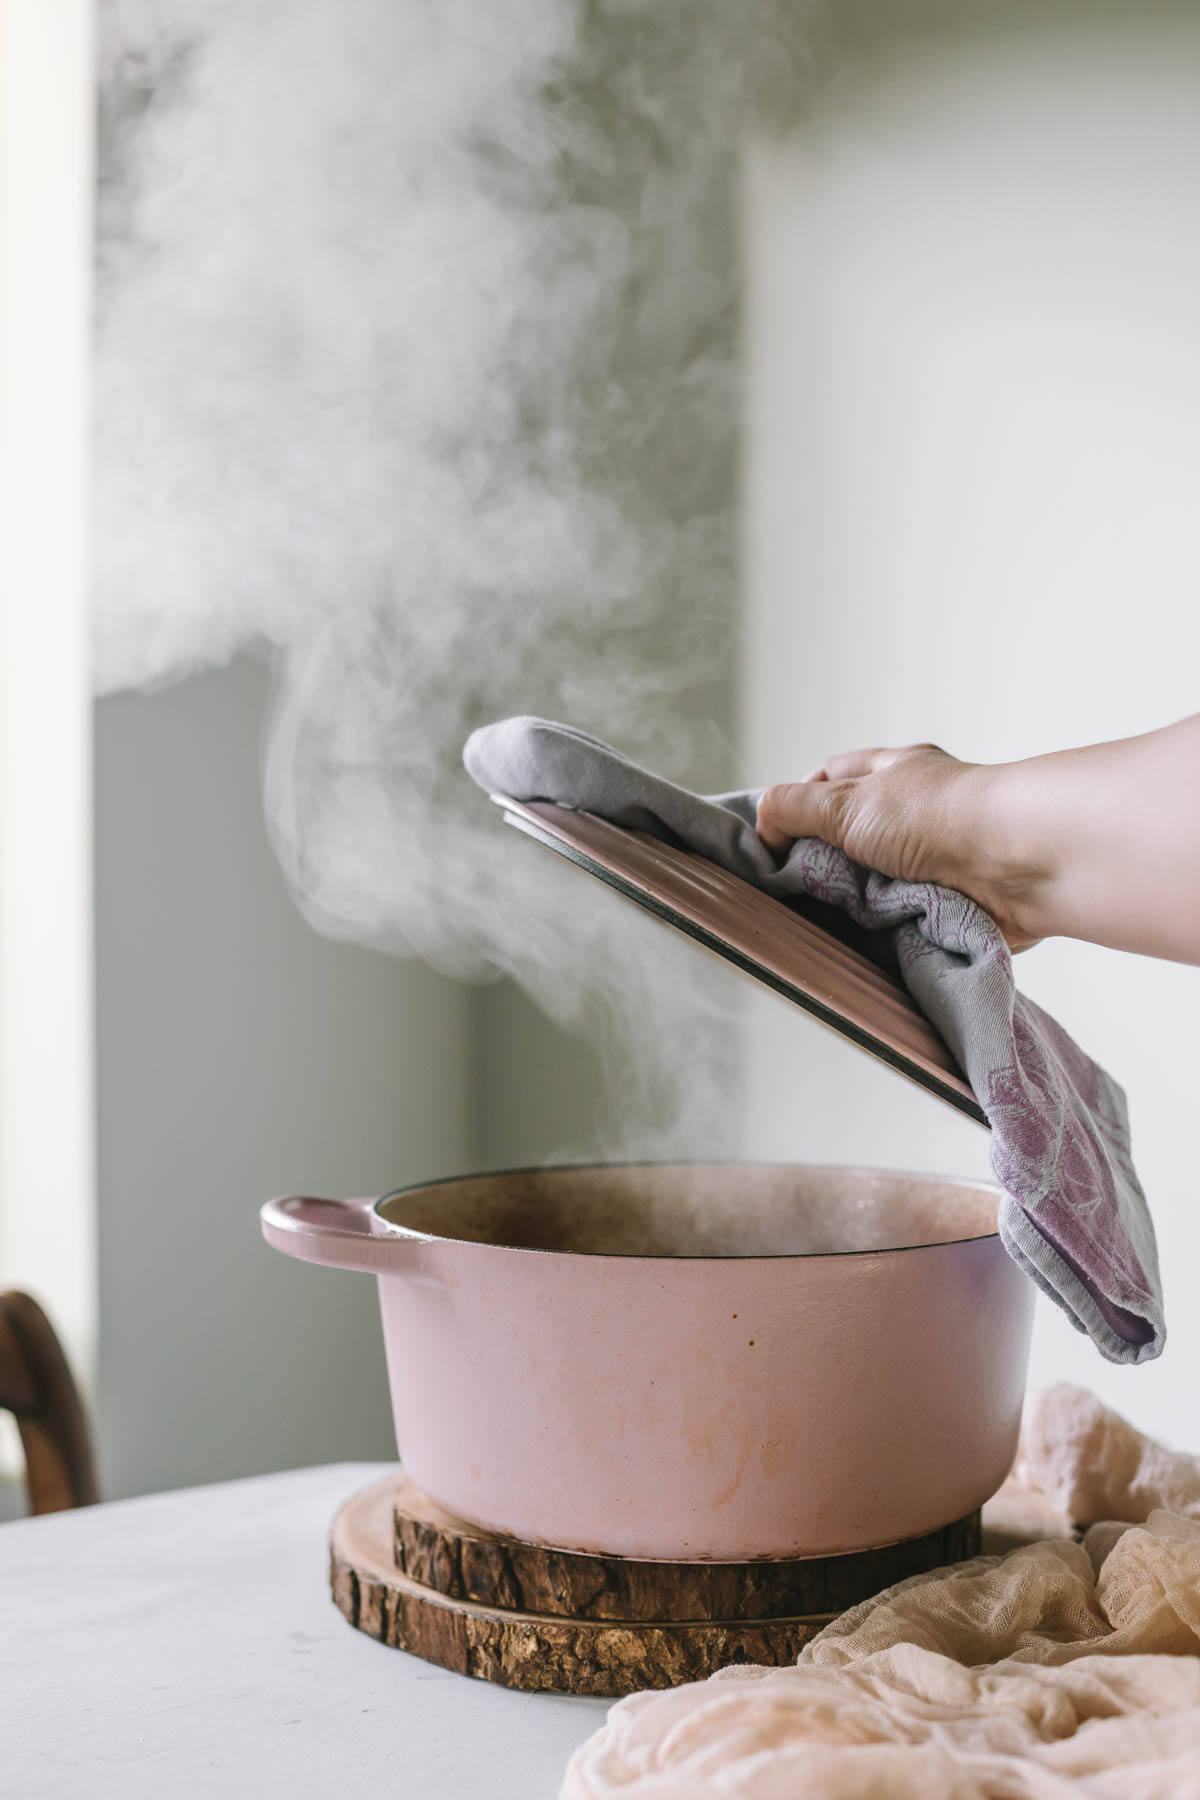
[331,1479,983,1697]
[0,1290,99,1515]
[391,1477,982,1623]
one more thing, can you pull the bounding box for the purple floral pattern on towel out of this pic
[464,716,1166,1365]
[988,1005,1154,1312]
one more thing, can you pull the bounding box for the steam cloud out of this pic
[95,0,819,1155]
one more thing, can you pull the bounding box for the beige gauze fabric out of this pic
[1014,1382,1200,1527]
[562,1387,1200,1800]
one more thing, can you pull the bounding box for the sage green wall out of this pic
[94,655,637,1498]
[94,657,476,1495]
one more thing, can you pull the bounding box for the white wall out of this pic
[95,658,476,1496]
[743,7,1200,1447]
[0,0,95,1437]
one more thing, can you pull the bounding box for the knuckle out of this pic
[756,783,781,823]
[820,779,857,839]
[759,781,798,819]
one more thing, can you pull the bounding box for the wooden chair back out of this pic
[0,1291,99,1513]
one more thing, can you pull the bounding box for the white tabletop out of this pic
[2,1463,606,1800]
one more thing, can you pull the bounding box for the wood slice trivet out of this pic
[330,1478,982,1698]
[390,1477,981,1622]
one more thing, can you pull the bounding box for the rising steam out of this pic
[94,0,820,1154]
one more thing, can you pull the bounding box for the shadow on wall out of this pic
[94,656,607,1498]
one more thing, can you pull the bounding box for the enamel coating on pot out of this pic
[261,1166,1035,1560]
[372,1230,1032,1560]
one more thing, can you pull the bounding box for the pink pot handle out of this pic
[260,1194,421,1275]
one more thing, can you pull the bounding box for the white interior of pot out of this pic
[377,1163,999,1258]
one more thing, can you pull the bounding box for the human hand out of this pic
[756,744,1044,951]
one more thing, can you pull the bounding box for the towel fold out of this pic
[464,715,1164,1365]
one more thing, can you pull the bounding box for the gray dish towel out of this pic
[465,716,1165,1365]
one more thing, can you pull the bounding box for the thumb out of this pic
[756,779,854,855]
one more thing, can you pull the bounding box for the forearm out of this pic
[961,715,1200,963]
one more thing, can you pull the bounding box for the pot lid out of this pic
[493,794,986,1128]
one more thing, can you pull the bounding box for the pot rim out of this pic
[373,1158,1003,1264]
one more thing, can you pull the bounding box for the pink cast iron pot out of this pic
[261,1163,1034,1560]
